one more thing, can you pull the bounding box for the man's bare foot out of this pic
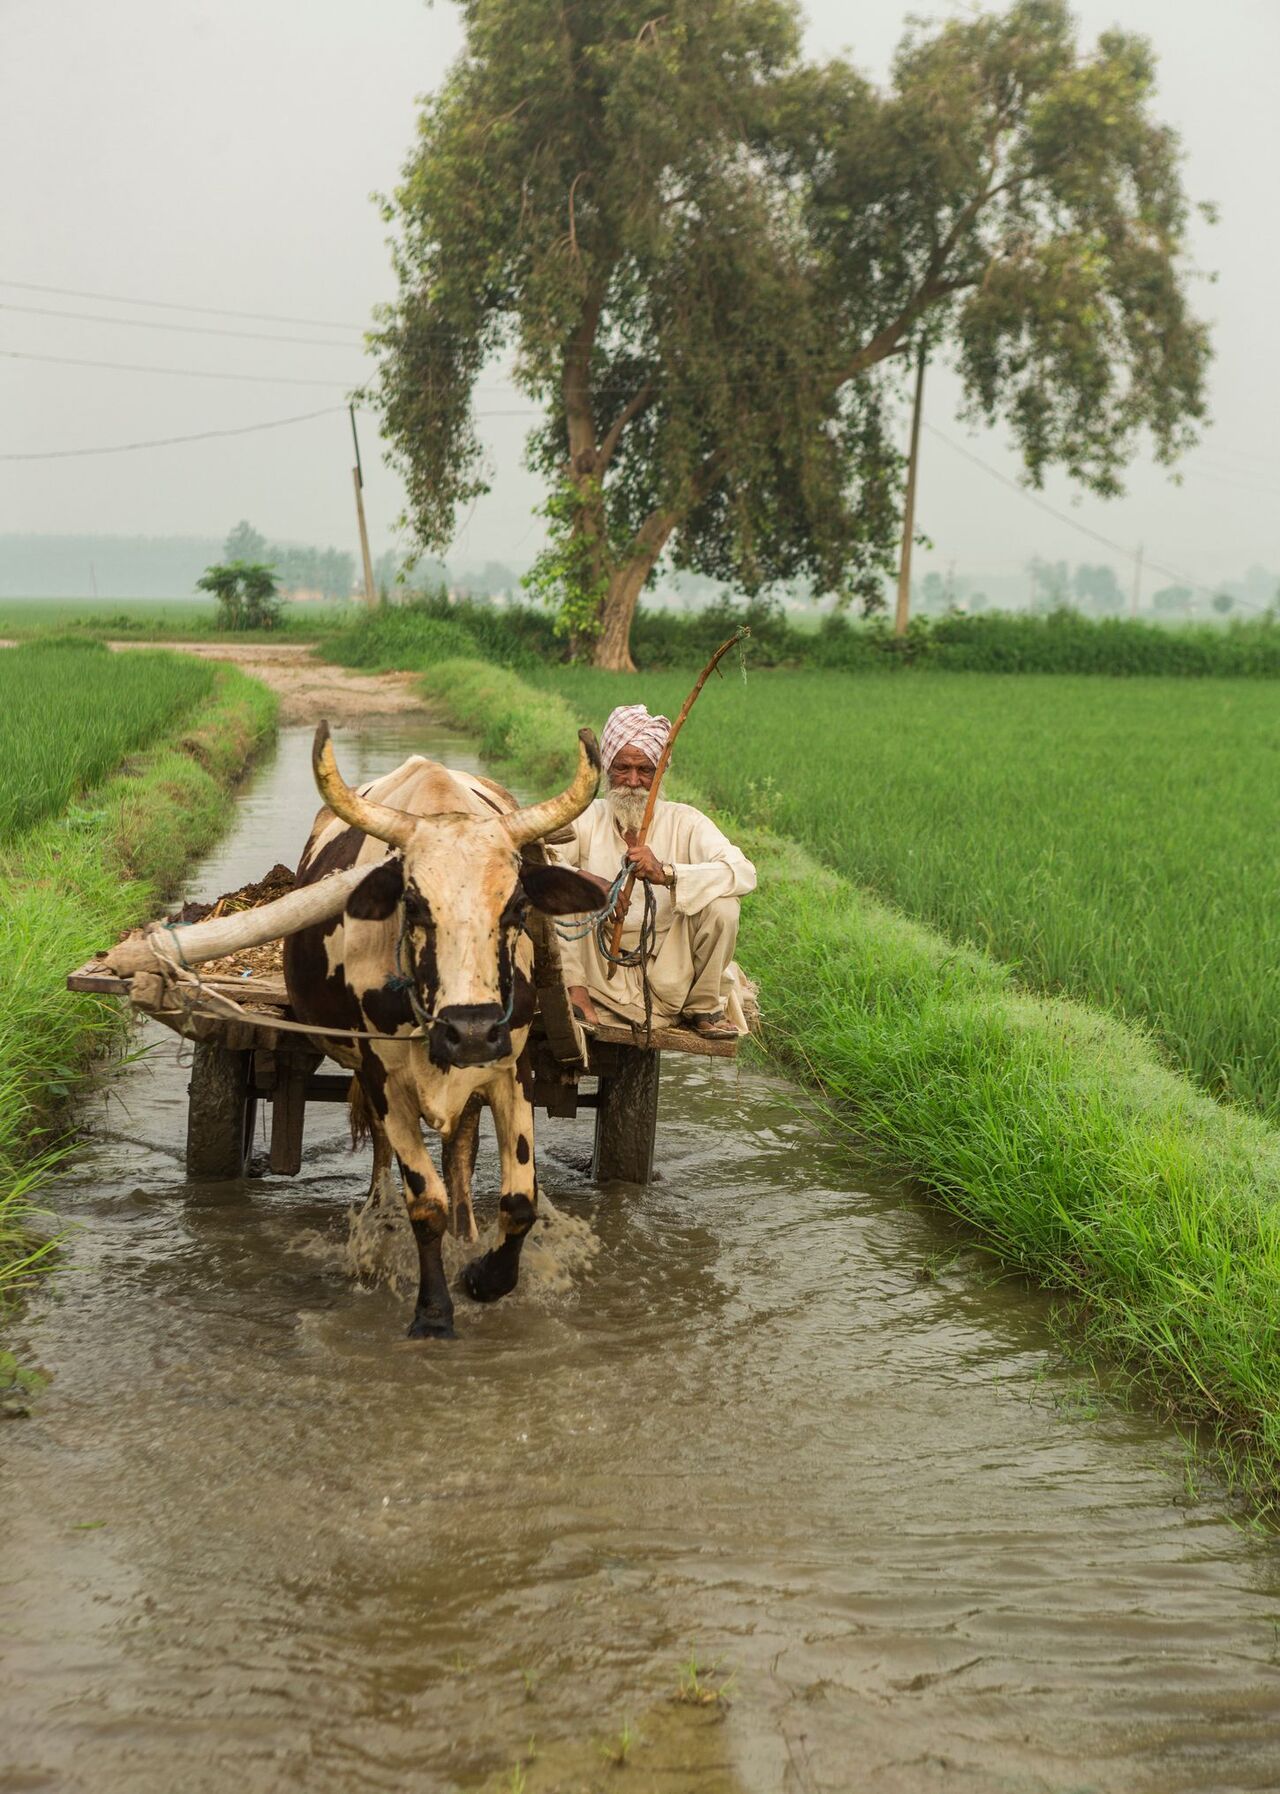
[567,984,600,1025]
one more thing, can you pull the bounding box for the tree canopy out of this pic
[371,0,1211,668]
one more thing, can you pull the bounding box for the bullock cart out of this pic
[67,875,739,1187]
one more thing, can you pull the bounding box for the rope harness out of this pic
[553,857,661,1046]
[382,909,515,1033]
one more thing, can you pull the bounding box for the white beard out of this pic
[606,786,649,835]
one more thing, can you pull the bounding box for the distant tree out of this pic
[1073,563,1124,613]
[918,571,948,613]
[1211,591,1234,615]
[196,560,282,631]
[1029,557,1070,614]
[373,548,406,598]
[317,548,356,601]
[372,0,1211,667]
[224,520,268,564]
[1152,583,1193,615]
[969,591,989,613]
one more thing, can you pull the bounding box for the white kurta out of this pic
[553,798,757,1029]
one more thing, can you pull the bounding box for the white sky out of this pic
[3,0,1276,597]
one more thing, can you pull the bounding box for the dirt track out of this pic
[107,640,425,725]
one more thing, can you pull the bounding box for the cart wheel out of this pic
[592,1048,660,1184]
[186,1042,257,1179]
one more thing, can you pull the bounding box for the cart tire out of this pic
[592,1048,660,1184]
[186,1042,257,1179]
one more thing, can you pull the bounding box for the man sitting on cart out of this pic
[554,704,756,1040]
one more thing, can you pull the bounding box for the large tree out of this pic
[371,0,1210,670]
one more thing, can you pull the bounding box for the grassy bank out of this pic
[416,655,1280,1500]
[529,667,1280,1124]
[0,652,277,1310]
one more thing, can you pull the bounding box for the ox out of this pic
[284,722,607,1340]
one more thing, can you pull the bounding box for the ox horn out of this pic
[504,728,602,847]
[313,720,418,851]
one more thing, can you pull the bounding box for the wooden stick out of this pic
[605,626,749,965]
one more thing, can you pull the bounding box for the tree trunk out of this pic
[592,563,645,671]
[591,515,677,671]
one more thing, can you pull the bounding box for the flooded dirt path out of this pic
[106,639,423,725]
[4,717,1280,1793]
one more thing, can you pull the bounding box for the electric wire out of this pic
[923,423,1267,611]
[0,406,346,461]
[0,402,541,460]
[0,276,365,331]
[0,300,357,350]
[1,348,358,388]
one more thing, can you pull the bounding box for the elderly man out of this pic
[555,703,756,1038]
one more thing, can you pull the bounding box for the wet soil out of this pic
[4,718,1280,1794]
[107,639,423,725]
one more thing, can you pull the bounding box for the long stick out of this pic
[606,626,748,964]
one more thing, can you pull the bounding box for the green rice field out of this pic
[0,598,350,640]
[0,641,215,842]
[0,648,277,1310]
[532,667,1280,1121]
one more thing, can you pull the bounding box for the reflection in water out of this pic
[3,720,1280,1794]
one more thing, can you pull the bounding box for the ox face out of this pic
[346,813,608,1070]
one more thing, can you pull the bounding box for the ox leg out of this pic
[443,1094,483,1245]
[461,1057,537,1305]
[359,1112,401,1230]
[380,1081,455,1341]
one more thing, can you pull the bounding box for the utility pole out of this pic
[894,343,927,638]
[349,404,378,609]
[1130,543,1144,619]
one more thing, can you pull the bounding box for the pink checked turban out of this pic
[601,704,672,772]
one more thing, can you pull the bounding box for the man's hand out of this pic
[625,842,669,884]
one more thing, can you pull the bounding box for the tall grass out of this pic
[0,640,215,840]
[0,658,277,1311]
[529,667,1280,1122]
[415,656,1280,1499]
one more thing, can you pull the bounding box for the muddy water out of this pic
[4,719,1280,1794]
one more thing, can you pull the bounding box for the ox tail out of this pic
[349,1076,373,1151]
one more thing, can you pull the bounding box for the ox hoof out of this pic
[406,1309,456,1341]
[461,1248,519,1304]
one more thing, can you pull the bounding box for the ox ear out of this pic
[346,857,405,922]
[519,862,612,917]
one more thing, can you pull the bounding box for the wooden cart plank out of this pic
[68,961,742,1060]
[589,1021,739,1060]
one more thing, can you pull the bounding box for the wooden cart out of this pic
[67,958,738,1185]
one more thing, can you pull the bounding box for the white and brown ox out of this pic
[284,722,607,1340]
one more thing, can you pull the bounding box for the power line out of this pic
[0,400,542,461]
[0,301,357,350]
[922,422,1266,612]
[0,277,365,332]
[0,406,346,461]
[0,348,358,389]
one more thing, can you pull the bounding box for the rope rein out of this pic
[552,853,660,1045]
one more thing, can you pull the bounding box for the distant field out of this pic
[0,598,352,639]
[534,666,1280,1119]
[0,641,215,841]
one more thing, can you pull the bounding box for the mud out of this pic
[107,639,424,724]
[3,717,1280,1794]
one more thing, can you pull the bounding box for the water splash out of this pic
[342,1183,599,1302]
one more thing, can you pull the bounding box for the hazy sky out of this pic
[4,0,1277,597]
